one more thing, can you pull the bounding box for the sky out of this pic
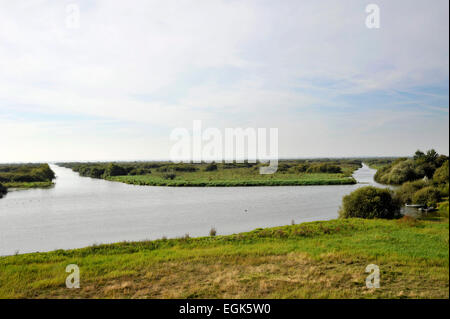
[0,0,448,162]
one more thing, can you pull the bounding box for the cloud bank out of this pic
[0,0,448,161]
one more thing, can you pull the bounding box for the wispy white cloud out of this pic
[0,0,448,161]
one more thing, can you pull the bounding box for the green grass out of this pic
[109,175,356,186]
[107,168,357,187]
[0,163,55,191]
[2,181,54,189]
[367,164,389,170]
[59,160,361,187]
[0,217,447,299]
[436,200,449,218]
[364,158,397,170]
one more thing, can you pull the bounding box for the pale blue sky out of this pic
[0,0,448,162]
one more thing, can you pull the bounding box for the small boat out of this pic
[405,204,425,208]
[404,204,435,216]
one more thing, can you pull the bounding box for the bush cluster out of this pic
[339,186,401,219]
[0,164,55,183]
[204,163,218,171]
[0,183,6,198]
[411,186,442,207]
[375,150,448,185]
[343,151,448,220]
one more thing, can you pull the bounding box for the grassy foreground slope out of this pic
[0,218,448,299]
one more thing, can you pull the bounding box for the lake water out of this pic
[0,163,383,256]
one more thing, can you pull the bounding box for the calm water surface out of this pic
[0,164,382,256]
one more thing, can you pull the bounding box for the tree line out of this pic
[58,159,362,180]
[374,149,448,185]
[340,149,449,219]
[0,163,55,183]
[0,163,56,198]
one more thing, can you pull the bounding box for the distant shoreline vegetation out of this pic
[0,164,56,197]
[57,159,361,187]
[373,150,448,185]
[363,150,449,216]
[0,183,6,198]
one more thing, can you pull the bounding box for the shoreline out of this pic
[107,176,357,187]
[2,181,54,190]
[57,160,362,188]
[0,163,369,257]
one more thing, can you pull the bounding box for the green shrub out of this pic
[437,201,449,218]
[375,159,418,185]
[294,164,309,173]
[31,164,55,181]
[0,164,55,183]
[277,163,290,172]
[89,167,105,178]
[104,163,127,177]
[162,173,176,180]
[395,180,428,204]
[375,150,449,185]
[307,163,342,174]
[0,183,6,198]
[128,168,151,175]
[438,183,449,197]
[205,163,218,171]
[412,186,442,207]
[339,186,401,219]
[433,160,449,184]
[173,165,198,172]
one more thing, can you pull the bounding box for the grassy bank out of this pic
[59,160,360,187]
[2,181,54,189]
[0,183,6,198]
[108,173,356,186]
[0,217,447,299]
[0,163,55,194]
[364,158,397,170]
[373,150,448,185]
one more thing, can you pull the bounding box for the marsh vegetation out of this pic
[374,149,448,185]
[0,155,448,299]
[340,150,448,220]
[0,164,56,198]
[58,159,361,187]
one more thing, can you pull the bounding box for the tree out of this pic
[395,180,428,204]
[162,173,176,180]
[339,186,401,219]
[30,164,55,181]
[375,150,448,185]
[412,186,442,207]
[295,164,309,173]
[104,163,127,177]
[205,163,218,171]
[414,150,425,161]
[433,160,449,184]
[0,183,6,198]
[306,163,342,174]
[375,159,418,185]
[425,149,439,163]
[90,167,105,178]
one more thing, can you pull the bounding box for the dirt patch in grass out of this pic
[35,252,448,299]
